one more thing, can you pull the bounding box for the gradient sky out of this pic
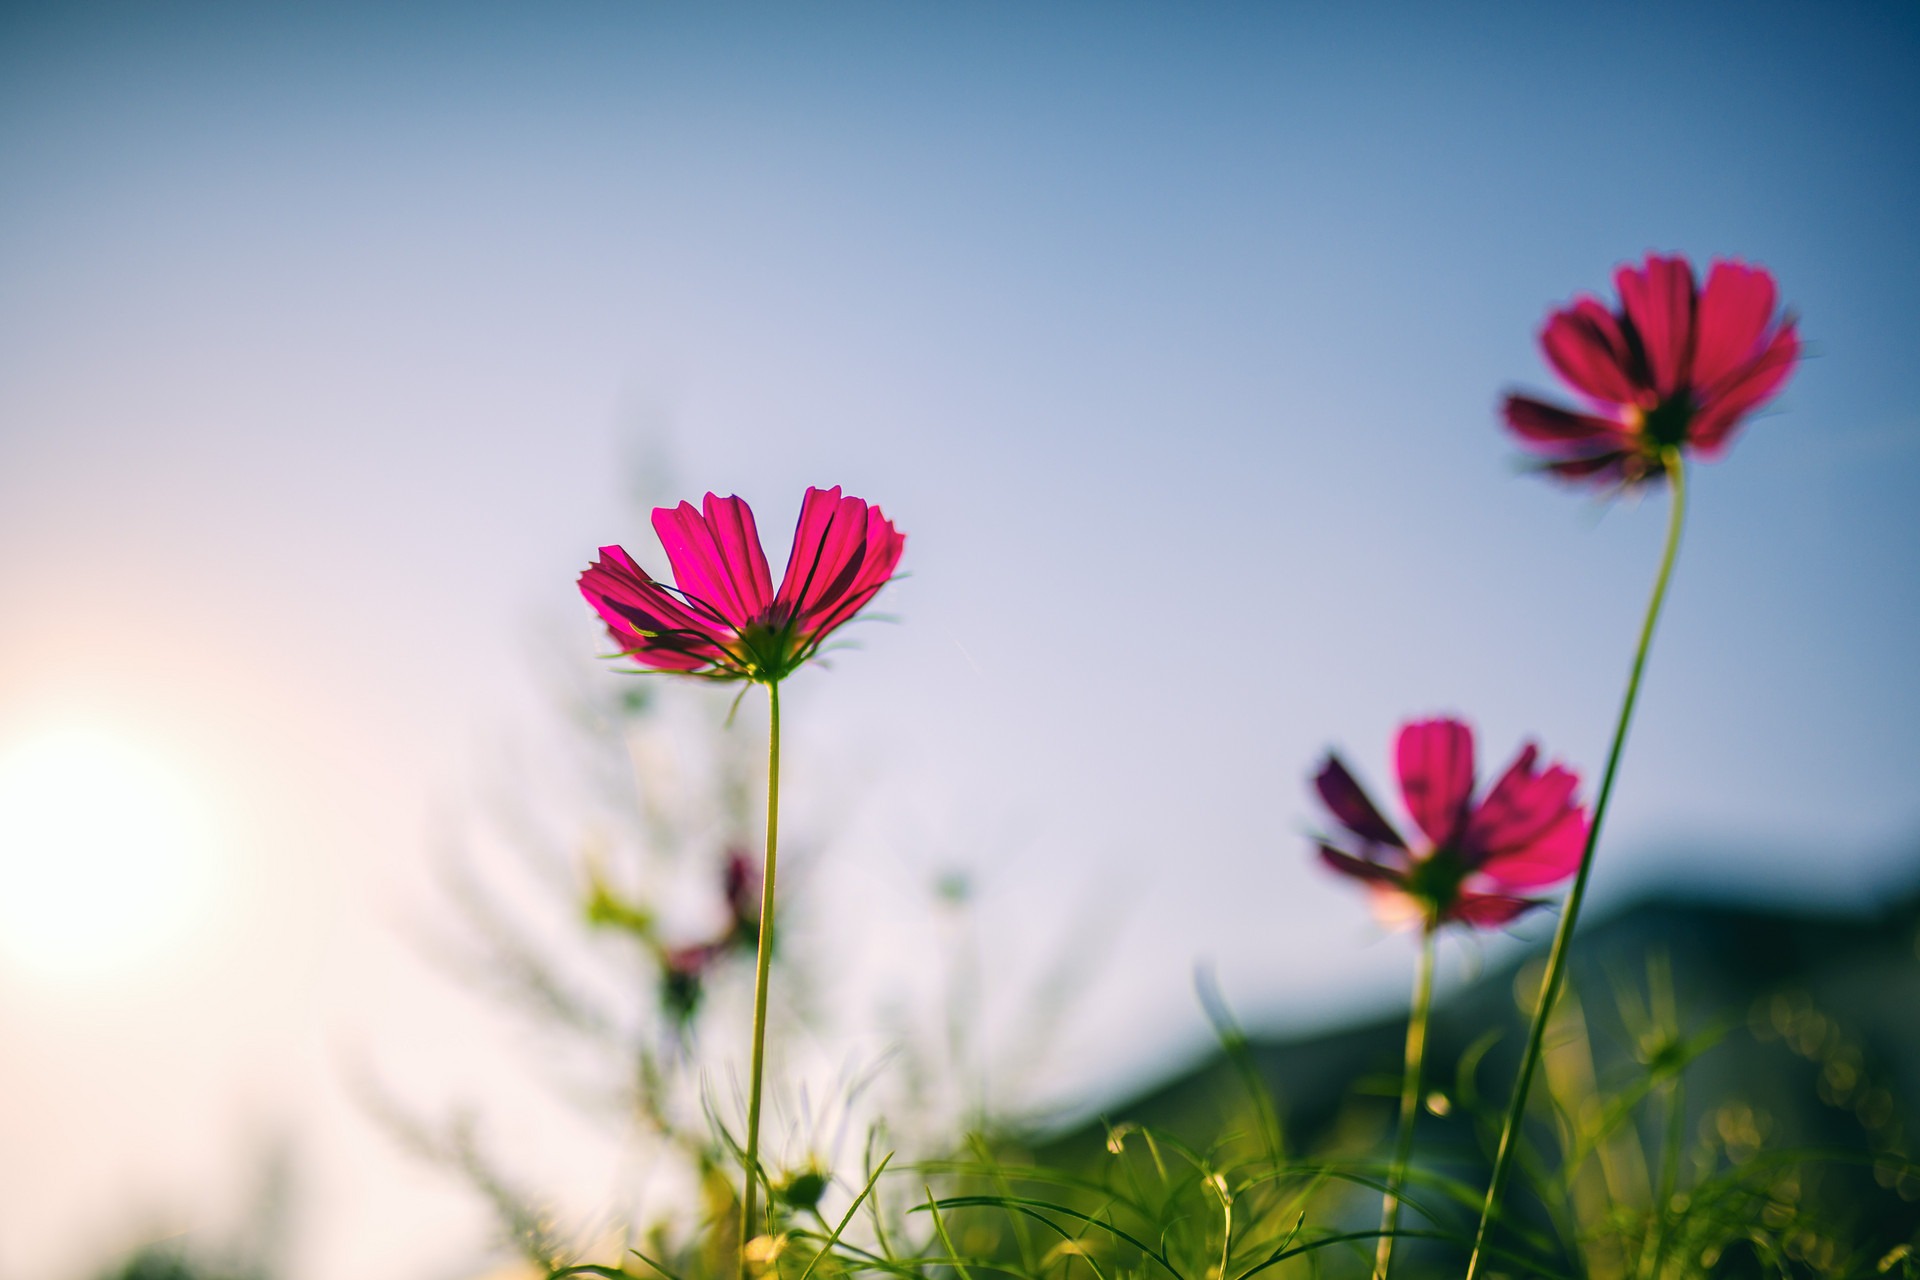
[2,4,1917,1278]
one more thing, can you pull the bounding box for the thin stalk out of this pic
[1465,451,1688,1280]
[740,681,782,1280]
[1642,1075,1686,1280]
[1375,927,1437,1280]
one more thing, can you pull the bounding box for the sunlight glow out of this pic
[0,725,219,979]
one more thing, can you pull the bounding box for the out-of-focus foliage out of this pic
[371,520,1094,1277]
[371,617,1920,1280]
[467,885,1920,1280]
[948,890,1920,1280]
[87,1145,294,1280]
[368,662,783,1276]
[95,1246,268,1280]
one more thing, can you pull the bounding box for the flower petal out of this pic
[1395,718,1476,848]
[1690,320,1800,456]
[1318,844,1408,889]
[1475,807,1588,890]
[663,940,725,977]
[1445,891,1541,929]
[723,850,762,929]
[1313,755,1407,849]
[1460,743,1579,861]
[1615,254,1698,398]
[1540,452,1633,484]
[650,495,774,629]
[801,502,907,640]
[1503,394,1630,450]
[773,486,853,618]
[578,545,728,671]
[1690,260,1780,390]
[1541,298,1642,406]
[774,487,906,645]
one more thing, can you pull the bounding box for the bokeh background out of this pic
[2,4,1917,1278]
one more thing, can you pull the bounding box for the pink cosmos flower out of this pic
[1503,253,1799,486]
[1313,718,1589,931]
[579,486,905,684]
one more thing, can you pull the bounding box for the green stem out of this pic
[1643,1074,1686,1280]
[1464,451,1688,1280]
[1376,927,1436,1280]
[740,681,782,1279]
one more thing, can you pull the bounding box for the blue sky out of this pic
[2,4,1917,1276]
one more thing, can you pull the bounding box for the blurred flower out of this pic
[660,941,723,1022]
[1503,253,1799,486]
[1313,717,1588,930]
[774,1159,830,1210]
[723,847,762,942]
[579,486,906,683]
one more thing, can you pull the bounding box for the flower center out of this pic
[1404,847,1469,920]
[730,620,801,684]
[1638,391,1695,452]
